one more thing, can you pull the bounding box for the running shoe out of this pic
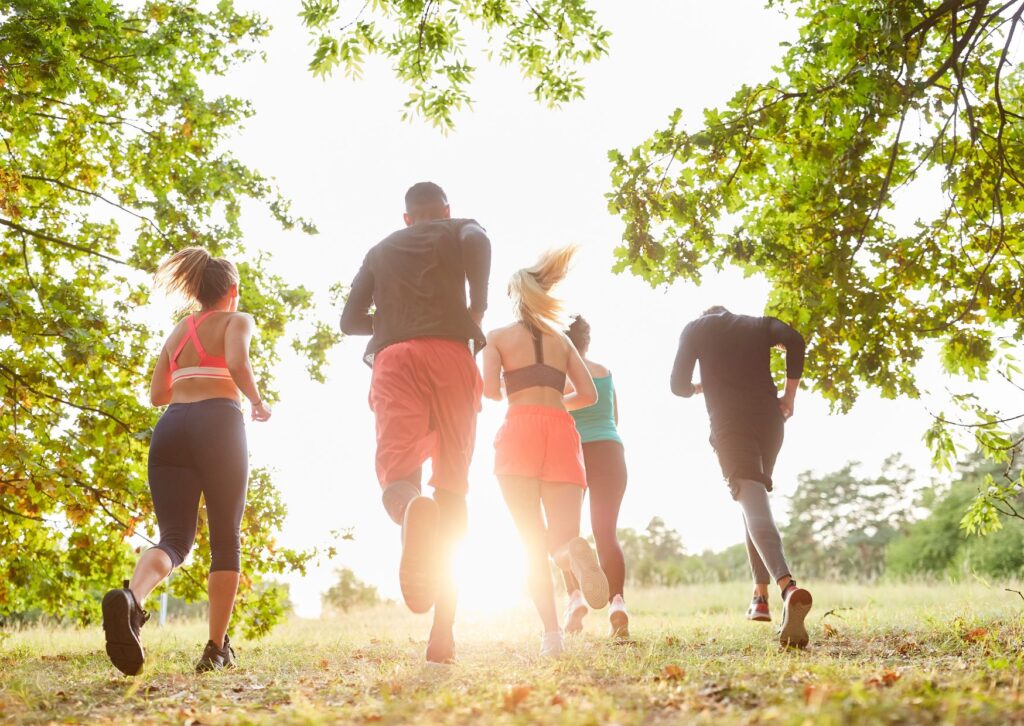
[101,580,149,676]
[778,581,812,649]
[608,594,630,639]
[399,496,440,614]
[746,595,772,622]
[563,590,588,634]
[566,537,609,610]
[540,630,565,657]
[195,635,236,673]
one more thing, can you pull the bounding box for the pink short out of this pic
[494,406,587,488]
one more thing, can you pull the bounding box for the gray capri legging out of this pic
[148,397,249,572]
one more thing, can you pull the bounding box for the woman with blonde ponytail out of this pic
[481,246,606,657]
[101,247,271,677]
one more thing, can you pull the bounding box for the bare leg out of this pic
[499,475,558,633]
[428,489,466,663]
[540,482,584,572]
[128,547,174,605]
[208,571,240,648]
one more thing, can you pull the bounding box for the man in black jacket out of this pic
[671,306,813,648]
[341,182,490,663]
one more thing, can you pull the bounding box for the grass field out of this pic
[2,582,1023,724]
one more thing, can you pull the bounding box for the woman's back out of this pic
[163,311,246,404]
[491,322,572,408]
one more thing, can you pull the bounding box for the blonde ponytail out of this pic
[155,247,239,308]
[507,245,579,333]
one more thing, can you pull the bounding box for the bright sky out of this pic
[164,0,1004,617]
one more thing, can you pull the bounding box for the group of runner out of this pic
[101,182,812,676]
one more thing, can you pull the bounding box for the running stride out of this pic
[482,246,608,657]
[340,182,490,664]
[102,247,271,676]
[671,306,813,648]
[562,315,631,639]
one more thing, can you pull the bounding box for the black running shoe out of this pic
[195,635,237,673]
[102,580,150,676]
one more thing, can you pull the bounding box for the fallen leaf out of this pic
[664,635,680,646]
[660,664,685,681]
[866,670,901,688]
[503,683,532,712]
[319,658,330,669]
[821,623,838,638]
[550,694,565,706]
[964,627,988,642]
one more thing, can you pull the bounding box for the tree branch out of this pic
[0,217,126,265]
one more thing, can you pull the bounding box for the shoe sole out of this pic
[102,589,144,676]
[564,604,587,634]
[609,610,630,639]
[779,588,812,649]
[400,497,440,614]
[568,537,609,610]
[747,613,772,623]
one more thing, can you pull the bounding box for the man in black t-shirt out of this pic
[672,306,813,648]
[341,182,490,663]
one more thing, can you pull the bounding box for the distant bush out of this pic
[322,569,381,613]
[886,479,1024,580]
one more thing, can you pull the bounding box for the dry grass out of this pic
[2,582,1024,724]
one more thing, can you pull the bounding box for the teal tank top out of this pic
[570,374,622,445]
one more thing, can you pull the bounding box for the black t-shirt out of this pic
[340,218,491,365]
[670,312,805,430]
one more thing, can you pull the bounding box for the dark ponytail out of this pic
[566,314,591,353]
[155,247,239,308]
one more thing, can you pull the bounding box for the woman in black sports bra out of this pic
[481,246,607,657]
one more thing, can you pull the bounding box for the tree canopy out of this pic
[0,0,337,632]
[300,0,610,130]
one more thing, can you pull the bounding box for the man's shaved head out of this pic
[404,182,450,223]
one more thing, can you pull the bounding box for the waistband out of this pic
[166,397,242,412]
[504,404,573,420]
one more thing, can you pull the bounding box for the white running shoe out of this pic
[540,630,565,658]
[563,590,588,634]
[567,537,609,609]
[608,594,630,639]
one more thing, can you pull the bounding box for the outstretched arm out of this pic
[670,325,699,397]
[460,222,490,327]
[339,260,374,335]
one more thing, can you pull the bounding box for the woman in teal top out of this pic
[562,315,630,639]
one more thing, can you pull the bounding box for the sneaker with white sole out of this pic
[608,594,630,639]
[778,581,812,649]
[563,590,587,634]
[399,496,440,614]
[566,537,609,610]
[540,630,564,657]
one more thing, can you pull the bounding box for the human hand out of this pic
[778,395,794,420]
[251,400,273,422]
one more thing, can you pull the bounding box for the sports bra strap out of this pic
[530,325,545,364]
[171,312,215,363]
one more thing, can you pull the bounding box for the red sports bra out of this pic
[169,312,232,385]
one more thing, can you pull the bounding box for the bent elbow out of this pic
[671,380,693,398]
